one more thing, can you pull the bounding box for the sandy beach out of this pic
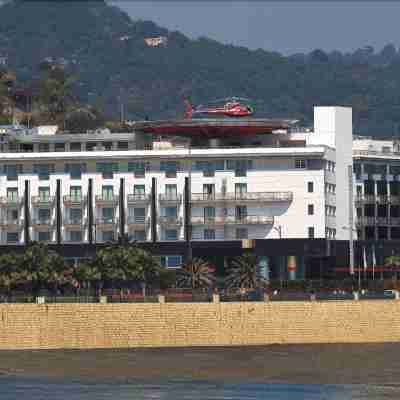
[1,343,400,384]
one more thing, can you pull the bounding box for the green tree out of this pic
[384,255,400,281]
[225,254,264,289]
[176,258,215,289]
[0,252,20,295]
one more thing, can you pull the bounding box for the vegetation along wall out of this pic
[1,301,400,350]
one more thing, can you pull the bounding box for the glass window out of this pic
[7,188,18,201]
[102,231,114,242]
[165,207,177,218]
[65,163,86,180]
[134,185,145,195]
[6,232,18,243]
[34,164,54,180]
[38,231,51,242]
[117,141,128,150]
[160,161,179,172]
[70,142,81,152]
[39,187,50,201]
[308,204,314,215]
[165,229,178,241]
[235,205,247,220]
[203,184,215,199]
[70,186,82,201]
[134,207,146,223]
[308,227,315,239]
[129,162,148,173]
[204,207,215,220]
[102,208,114,223]
[204,229,215,240]
[4,164,22,181]
[134,230,146,241]
[70,231,82,242]
[160,255,182,269]
[308,182,314,193]
[55,143,65,152]
[295,159,306,169]
[165,184,177,200]
[97,163,118,179]
[102,186,114,201]
[7,209,18,221]
[235,183,247,197]
[70,208,82,224]
[38,143,49,152]
[236,228,248,239]
[38,208,51,222]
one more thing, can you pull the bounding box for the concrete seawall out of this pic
[1,301,400,350]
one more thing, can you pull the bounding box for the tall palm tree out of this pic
[225,254,264,289]
[176,258,215,289]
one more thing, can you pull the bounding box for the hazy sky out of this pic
[113,2,400,55]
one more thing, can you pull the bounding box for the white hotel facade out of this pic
[0,107,353,252]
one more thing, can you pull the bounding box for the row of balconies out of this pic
[0,215,274,230]
[355,194,400,204]
[356,217,400,226]
[0,191,293,208]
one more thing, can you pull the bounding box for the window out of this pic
[85,142,97,151]
[55,143,65,152]
[165,229,178,241]
[308,227,315,239]
[38,231,51,242]
[129,162,148,177]
[308,182,314,193]
[102,142,113,151]
[165,184,177,200]
[161,161,179,178]
[38,187,50,202]
[235,183,247,198]
[70,208,82,224]
[4,164,22,181]
[236,228,248,239]
[203,184,215,199]
[97,163,118,179]
[7,188,18,202]
[102,207,114,223]
[196,160,224,177]
[308,204,314,215]
[102,186,114,201]
[160,255,182,269]
[134,207,146,223]
[7,209,18,222]
[235,205,247,221]
[70,186,82,202]
[70,142,81,152]
[165,207,177,218]
[102,231,114,242]
[70,231,82,242]
[204,207,215,222]
[295,159,306,169]
[227,159,252,175]
[134,185,145,195]
[65,163,86,180]
[38,143,49,152]
[6,232,18,243]
[204,229,215,240]
[38,208,51,223]
[117,141,128,150]
[134,230,146,241]
[34,164,54,180]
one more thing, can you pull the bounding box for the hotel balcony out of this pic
[127,215,149,228]
[63,195,85,207]
[190,192,293,204]
[32,196,55,207]
[0,196,23,208]
[191,215,274,225]
[31,218,54,230]
[127,194,151,205]
[159,194,182,204]
[0,219,23,230]
[95,217,118,229]
[63,217,85,230]
[95,195,118,206]
[158,216,183,226]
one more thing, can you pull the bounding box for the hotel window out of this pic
[65,163,86,180]
[236,228,248,239]
[102,207,114,223]
[308,227,315,239]
[55,143,65,152]
[70,142,81,152]
[160,255,182,269]
[235,205,247,221]
[102,186,114,201]
[70,231,82,242]
[97,162,118,179]
[203,184,215,199]
[165,207,177,219]
[70,208,82,224]
[161,161,179,178]
[7,188,18,202]
[70,186,82,202]
[204,206,215,222]
[38,231,51,242]
[134,230,146,242]
[227,159,252,177]
[204,229,215,240]
[295,159,306,169]
[38,187,50,202]
[165,229,178,241]
[6,232,18,243]
[38,208,51,223]
[34,164,54,180]
[117,141,128,150]
[165,184,177,200]
[129,162,148,178]
[235,183,247,198]
[134,207,146,223]
[102,231,114,242]
[7,209,18,222]
[4,164,22,181]
[133,185,146,199]
[308,182,314,193]
[308,204,314,215]
[38,143,50,152]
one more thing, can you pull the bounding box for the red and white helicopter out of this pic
[184,97,254,119]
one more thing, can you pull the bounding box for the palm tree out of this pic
[225,254,265,290]
[0,253,20,297]
[73,260,102,296]
[176,258,215,289]
[384,255,400,281]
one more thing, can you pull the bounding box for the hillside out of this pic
[1,1,400,135]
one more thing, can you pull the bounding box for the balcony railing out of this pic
[95,195,118,205]
[64,218,84,228]
[32,196,54,206]
[95,217,117,227]
[32,218,53,228]
[190,192,293,203]
[0,219,23,229]
[191,215,274,225]
[127,194,150,204]
[0,196,23,207]
[127,216,148,226]
[159,194,182,203]
[158,216,182,226]
[63,195,85,206]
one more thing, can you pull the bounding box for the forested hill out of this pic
[1,1,400,135]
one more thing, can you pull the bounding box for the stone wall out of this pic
[1,301,400,350]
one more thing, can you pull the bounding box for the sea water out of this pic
[1,377,400,400]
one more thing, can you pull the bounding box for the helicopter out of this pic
[184,97,254,119]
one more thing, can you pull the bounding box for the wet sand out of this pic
[1,344,400,384]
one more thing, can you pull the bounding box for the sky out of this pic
[112,1,400,55]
